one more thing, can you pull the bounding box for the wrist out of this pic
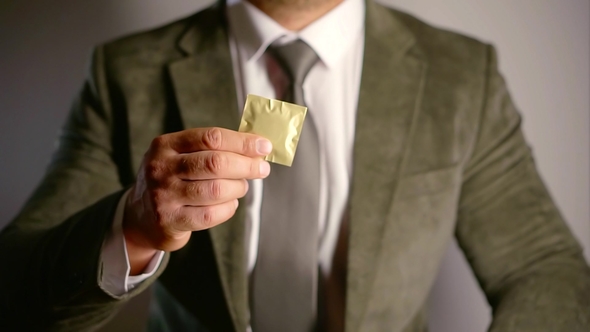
[123,188,158,275]
[123,230,158,276]
[124,236,158,276]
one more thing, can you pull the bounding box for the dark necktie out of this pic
[251,39,321,332]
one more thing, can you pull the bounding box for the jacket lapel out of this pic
[167,6,249,330]
[346,2,427,330]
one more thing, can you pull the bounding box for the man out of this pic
[1,0,589,330]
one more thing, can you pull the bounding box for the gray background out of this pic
[1,0,588,331]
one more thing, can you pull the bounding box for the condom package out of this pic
[238,94,307,167]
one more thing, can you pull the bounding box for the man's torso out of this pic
[99,2,489,330]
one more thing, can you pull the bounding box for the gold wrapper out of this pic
[238,94,307,167]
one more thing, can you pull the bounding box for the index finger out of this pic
[164,127,273,157]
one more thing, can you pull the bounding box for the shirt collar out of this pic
[226,0,365,68]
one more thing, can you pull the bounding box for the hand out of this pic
[122,127,272,274]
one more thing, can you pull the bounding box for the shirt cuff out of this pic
[99,189,165,296]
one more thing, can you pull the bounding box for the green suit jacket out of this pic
[1,1,589,331]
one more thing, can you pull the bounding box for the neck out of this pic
[247,0,343,31]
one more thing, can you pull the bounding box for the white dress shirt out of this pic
[100,0,365,298]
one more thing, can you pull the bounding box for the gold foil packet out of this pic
[238,94,307,167]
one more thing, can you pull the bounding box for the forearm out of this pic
[459,150,590,331]
[488,253,590,332]
[0,190,127,330]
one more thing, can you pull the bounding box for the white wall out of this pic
[0,1,588,331]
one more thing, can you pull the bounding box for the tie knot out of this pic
[269,39,319,85]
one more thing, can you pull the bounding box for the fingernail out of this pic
[259,161,270,176]
[234,199,239,209]
[256,139,272,155]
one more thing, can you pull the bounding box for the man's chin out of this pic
[247,0,334,11]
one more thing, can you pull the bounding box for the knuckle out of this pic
[208,180,223,200]
[202,128,223,151]
[200,207,216,228]
[251,159,266,178]
[205,152,225,174]
[149,135,167,151]
[242,137,255,154]
[145,158,167,181]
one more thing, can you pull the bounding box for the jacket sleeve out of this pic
[456,45,590,332]
[0,46,167,331]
